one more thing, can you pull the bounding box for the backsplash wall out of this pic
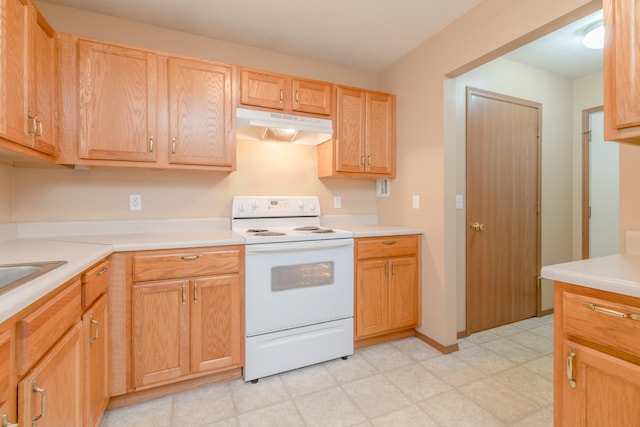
[10,140,377,222]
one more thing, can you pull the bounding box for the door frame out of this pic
[581,106,603,259]
[465,87,543,334]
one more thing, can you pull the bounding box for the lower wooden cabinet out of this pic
[0,330,15,427]
[18,322,83,427]
[83,293,109,427]
[355,235,420,346]
[555,282,640,425]
[129,246,244,390]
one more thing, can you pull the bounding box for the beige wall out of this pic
[12,140,377,222]
[452,57,575,332]
[620,143,640,250]
[572,72,604,258]
[0,164,12,222]
[377,0,600,346]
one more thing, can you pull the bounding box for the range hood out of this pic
[236,107,333,146]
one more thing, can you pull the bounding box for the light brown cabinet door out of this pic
[240,70,286,110]
[83,294,109,427]
[561,341,640,426]
[355,259,388,338]
[18,322,83,427]
[292,78,332,116]
[335,86,366,173]
[29,7,56,155]
[168,58,233,167]
[604,0,640,142]
[78,40,157,162]
[388,257,419,330]
[132,280,189,388]
[0,330,14,426]
[190,275,243,374]
[366,92,395,175]
[1,0,30,146]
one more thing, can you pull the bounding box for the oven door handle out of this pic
[245,239,354,254]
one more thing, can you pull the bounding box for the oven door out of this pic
[245,238,354,336]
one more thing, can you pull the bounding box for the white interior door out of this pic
[589,110,619,257]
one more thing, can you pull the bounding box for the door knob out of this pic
[470,221,485,231]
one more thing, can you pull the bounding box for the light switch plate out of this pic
[376,178,390,197]
[333,196,342,209]
[456,194,464,210]
[412,195,420,209]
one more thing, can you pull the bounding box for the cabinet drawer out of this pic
[563,291,640,359]
[16,279,81,376]
[82,259,109,309]
[356,235,418,260]
[132,247,241,282]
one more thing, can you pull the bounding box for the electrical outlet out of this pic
[129,194,142,211]
[334,196,342,209]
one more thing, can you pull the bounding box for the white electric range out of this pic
[231,196,354,382]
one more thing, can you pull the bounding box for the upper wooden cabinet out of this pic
[57,35,236,171]
[167,57,234,167]
[77,40,157,163]
[318,86,396,179]
[240,68,333,116]
[0,0,57,159]
[604,0,640,143]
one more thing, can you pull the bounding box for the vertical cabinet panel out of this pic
[18,322,83,427]
[604,0,640,142]
[335,86,366,173]
[1,0,29,146]
[132,280,190,388]
[366,92,395,175]
[168,58,233,166]
[30,8,56,155]
[355,260,388,337]
[83,294,109,427]
[388,257,419,330]
[78,40,157,162]
[190,275,243,373]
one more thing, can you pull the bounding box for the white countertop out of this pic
[0,239,112,323]
[330,224,425,238]
[541,254,640,298]
[51,230,244,251]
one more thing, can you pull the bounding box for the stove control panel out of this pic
[232,196,321,218]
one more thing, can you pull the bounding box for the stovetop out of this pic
[232,196,353,244]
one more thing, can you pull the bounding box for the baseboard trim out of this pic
[540,308,554,316]
[415,331,459,354]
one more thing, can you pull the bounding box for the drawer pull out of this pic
[95,267,108,276]
[584,302,630,318]
[2,413,18,427]
[180,255,201,261]
[566,348,577,388]
[89,315,99,344]
[382,241,397,245]
[32,380,46,425]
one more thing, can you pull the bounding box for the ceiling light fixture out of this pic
[583,22,604,49]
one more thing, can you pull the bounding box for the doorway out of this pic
[582,107,620,258]
[465,87,541,334]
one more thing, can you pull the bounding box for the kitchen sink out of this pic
[0,261,68,295]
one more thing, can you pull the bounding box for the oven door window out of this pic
[271,262,334,291]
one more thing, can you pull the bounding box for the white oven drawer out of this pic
[244,317,354,381]
[245,238,354,336]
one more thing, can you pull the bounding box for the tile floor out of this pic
[99,315,554,427]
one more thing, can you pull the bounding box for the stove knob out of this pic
[251,201,259,211]
[308,204,316,212]
[238,203,246,212]
[297,201,305,210]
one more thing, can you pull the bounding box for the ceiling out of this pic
[42,0,602,78]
